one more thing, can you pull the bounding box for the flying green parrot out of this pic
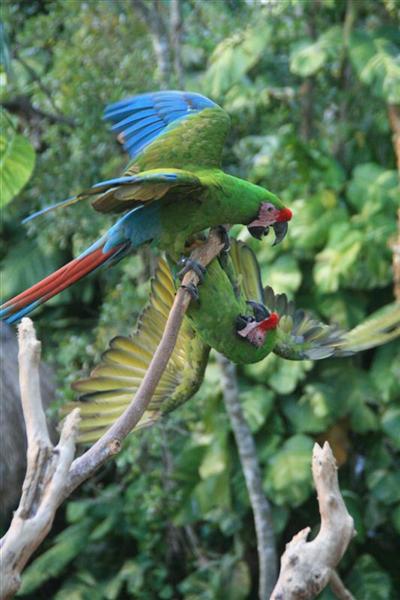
[70,240,400,443]
[0,91,292,324]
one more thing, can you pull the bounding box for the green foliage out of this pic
[0,111,35,207]
[290,26,342,77]
[264,434,314,507]
[345,554,394,599]
[2,0,399,598]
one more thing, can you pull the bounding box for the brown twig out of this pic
[387,104,400,172]
[1,95,76,127]
[65,228,224,495]
[271,442,355,600]
[329,570,355,600]
[217,355,277,599]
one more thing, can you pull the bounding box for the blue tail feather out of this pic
[22,196,76,224]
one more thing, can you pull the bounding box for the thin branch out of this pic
[217,354,277,599]
[329,570,356,600]
[15,54,65,118]
[0,230,224,598]
[132,0,172,88]
[392,209,400,302]
[1,95,76,127]
[271,442,355,600]
[387,104,400,172]
[65,228,224,496]
[170,0,184,87]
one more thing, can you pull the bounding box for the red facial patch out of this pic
[277,208,293,223]
[258,312,279,332]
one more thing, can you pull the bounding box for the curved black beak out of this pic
[246,301,270,322]
[272,221,288,246]
[248,225,269,240]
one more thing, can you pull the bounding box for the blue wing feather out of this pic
[104,91,219,159]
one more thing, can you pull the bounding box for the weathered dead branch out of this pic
[271,442,355,600]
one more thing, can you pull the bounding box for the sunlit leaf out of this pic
[290,27,342,77]
[0,128,35,207]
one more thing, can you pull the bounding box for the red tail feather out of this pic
[2,245,122,315]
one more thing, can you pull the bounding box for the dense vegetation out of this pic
[1,0,399,598]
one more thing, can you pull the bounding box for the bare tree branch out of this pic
[271,442,355,600]
[0,320,81,600]
[392,209,400,302]
[329,570,355,600]
[65,228,224,496]
[15,54,68,119]
[170,0,184,87]
[0,230,224,597]
[132,0,172,88]
[1,95,76,127]
[217,354,277,599]
[387,104,400,172]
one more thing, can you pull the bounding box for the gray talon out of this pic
[177,258,206,282]
[181,283,200,301]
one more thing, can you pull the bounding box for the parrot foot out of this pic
[181,282,200,301]
[217,225,230,253]
[177,258,206,283]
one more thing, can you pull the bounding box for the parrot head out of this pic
[236,302,280,348]
[247,202,292,245]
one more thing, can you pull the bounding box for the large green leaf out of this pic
[264,434,314,506]
[241,386,274,432]
[19,522,91,595]
[349,31,400,103]
[381,408,400,450]
[0,129,35,207]
[345,554,393,599]
[204,24,271,97]
[290,27,342,77]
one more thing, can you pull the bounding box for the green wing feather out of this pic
[68,259,209,443]
[133,108,231,171]
[226,239,264,303]
[264,286,400,360]
[86,169,205,214]
[338,302,400,353]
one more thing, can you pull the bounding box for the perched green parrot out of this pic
[1,91,292,324]
[71,240,400,442]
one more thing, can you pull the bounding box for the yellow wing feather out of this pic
[67,258,209,443]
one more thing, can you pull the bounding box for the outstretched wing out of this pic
[104,90,230,170]
[264,286,349,360]
[265,286,400,360]
[339,301,400,353]
[68,259,210,443]
[23,91,228,221]
[24,169,204,220]
[227,239,264,303]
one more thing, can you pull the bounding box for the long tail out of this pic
[0,240,128,324]
[338,302,400,354]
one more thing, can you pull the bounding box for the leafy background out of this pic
[1,0,399,598]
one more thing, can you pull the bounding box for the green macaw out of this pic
[1,91,292,324]
[71,240,400,442]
